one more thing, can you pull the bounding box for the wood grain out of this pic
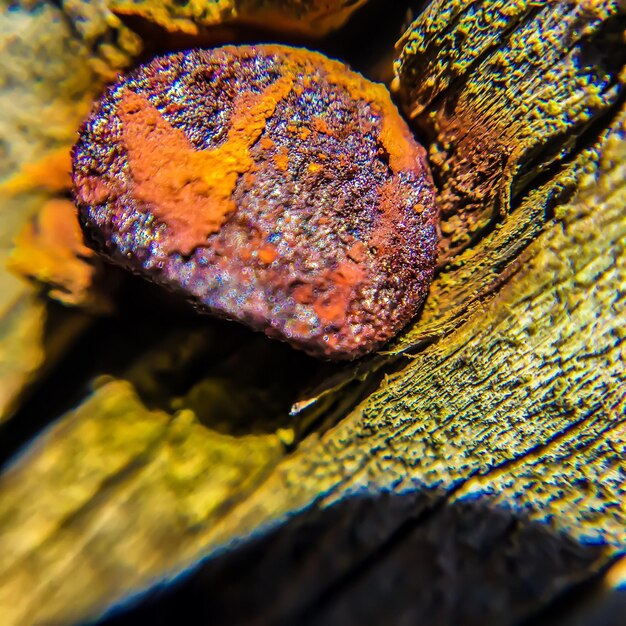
[0,1,623,624]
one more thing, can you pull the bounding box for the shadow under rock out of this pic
[0,267,330,469]
[97,489,608,626]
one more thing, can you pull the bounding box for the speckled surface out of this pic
[73,45,437,359]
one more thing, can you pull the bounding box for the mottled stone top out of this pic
[73,45,438,359]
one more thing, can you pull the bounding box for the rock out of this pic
[73,45,438,360]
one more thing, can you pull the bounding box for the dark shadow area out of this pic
[0,266,328,470]
[96,491,609,626]
[320,0,425,82]
[540,586,626,626]
[527,560,626,626]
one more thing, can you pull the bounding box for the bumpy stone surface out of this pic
[73,45,437,359]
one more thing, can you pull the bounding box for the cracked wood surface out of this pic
[0,1,624,625]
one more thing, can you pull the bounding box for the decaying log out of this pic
[0,1,624,625]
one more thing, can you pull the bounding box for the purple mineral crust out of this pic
[72,45,438,360]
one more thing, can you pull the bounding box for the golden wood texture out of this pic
[0,1,623,624]
[106,0,369,38]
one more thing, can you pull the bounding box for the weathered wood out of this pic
[0,0,140,421]
[0,1,624,625]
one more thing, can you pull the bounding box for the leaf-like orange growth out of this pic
[119,76,293,255]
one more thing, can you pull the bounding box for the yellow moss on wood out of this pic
[395,0,624,257]
[0,0,624,623]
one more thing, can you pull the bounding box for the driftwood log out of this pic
[0,1,624,625]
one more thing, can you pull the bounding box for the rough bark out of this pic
[0,1,624,625]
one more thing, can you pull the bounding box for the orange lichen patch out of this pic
[8,199,95,306]
[273,148,289,172]
[347,240,367,263]
[118,75,293,255]
[312,261,365,327]
[257,245,278,264]
[313,117,332,135]
[75,176,113,205]
[238,228,265,262]
[1,147,72,197]
[243,171,257,188]
[292,283,316,305]
[259,137,275,151]
[307,162,323,175]
[299,128,311,141]
[258,45,421,174]
[378,114,422,172]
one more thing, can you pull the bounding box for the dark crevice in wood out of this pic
[519,553,626,626]
[98,493,607,626]
[510,16,626,221]
[288,389,625,620]
[403,6,626,266]
[290,486,463,624]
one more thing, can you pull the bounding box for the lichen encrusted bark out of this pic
[395,0,625,260]
[0,1,624,625]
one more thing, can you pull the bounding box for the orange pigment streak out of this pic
[119,75,293,255]
[257,245,278,264]
[258,46,421,174]
[210,45,422,175]
[2,147,72,196]
[312,261,365,329]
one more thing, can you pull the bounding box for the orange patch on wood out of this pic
[119,75,293,255]
[9,199,95,306]
[2,147,72,196]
